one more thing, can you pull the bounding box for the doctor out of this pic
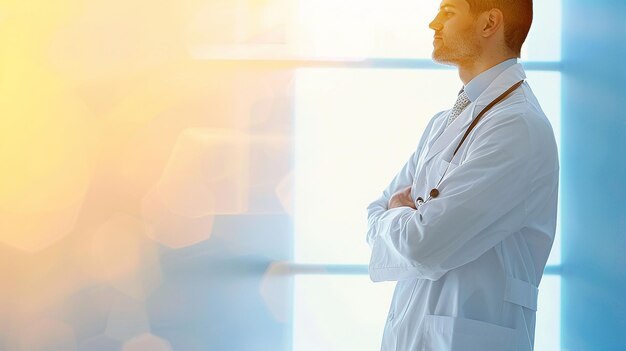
[366,0,558,350]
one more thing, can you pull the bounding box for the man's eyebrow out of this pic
[439,3,457,10]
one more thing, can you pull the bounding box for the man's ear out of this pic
[480,8,504,38]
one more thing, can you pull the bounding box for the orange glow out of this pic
[0,61,96,252]
[88,214,162,300]
[122,333,173,351]
[0,0,297,345]
[157,128,249,215]
[0,200,84,253]
[18,318,77,351]
[140,184,215,248]
[105,295,150,341]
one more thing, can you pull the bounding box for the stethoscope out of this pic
[416,80,525,207]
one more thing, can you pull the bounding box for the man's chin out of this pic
[431,52,457,66]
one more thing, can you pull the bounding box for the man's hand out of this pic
[388,186,416,210]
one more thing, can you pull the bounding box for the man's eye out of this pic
[439,10,454,17]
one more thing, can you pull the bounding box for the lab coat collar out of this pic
[421,63,527,165]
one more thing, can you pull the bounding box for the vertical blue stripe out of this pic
[562,0,626,350]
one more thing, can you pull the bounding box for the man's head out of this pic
[429,0,533,65]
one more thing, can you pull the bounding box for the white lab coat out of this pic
[366,63,559,351]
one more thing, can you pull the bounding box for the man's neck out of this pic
[457,54,518,85]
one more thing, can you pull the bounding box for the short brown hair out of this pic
[465,0,533,57]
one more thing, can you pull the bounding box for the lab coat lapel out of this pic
[415,113,447,167]
[422,103,476,165]
[421,63,527,165]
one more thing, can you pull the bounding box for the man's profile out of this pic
[366,0,558,350]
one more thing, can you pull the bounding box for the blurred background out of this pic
[0,0,624,350]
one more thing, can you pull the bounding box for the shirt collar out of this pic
[463,58,518,102]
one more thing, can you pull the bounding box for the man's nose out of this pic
[429,16,442,31]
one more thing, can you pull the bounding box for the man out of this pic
[365,0,558,350]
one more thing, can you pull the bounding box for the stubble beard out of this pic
[431,36,482,66]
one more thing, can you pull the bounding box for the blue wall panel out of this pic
[562,0,626,350]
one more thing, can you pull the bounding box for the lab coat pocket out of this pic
[422,315,517,351]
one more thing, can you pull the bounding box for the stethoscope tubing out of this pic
[416,80,525,206]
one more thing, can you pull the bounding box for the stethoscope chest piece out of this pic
[416,197,424,206]
[429,188,440,198]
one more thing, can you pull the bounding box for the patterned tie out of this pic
[445,89,471,128]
